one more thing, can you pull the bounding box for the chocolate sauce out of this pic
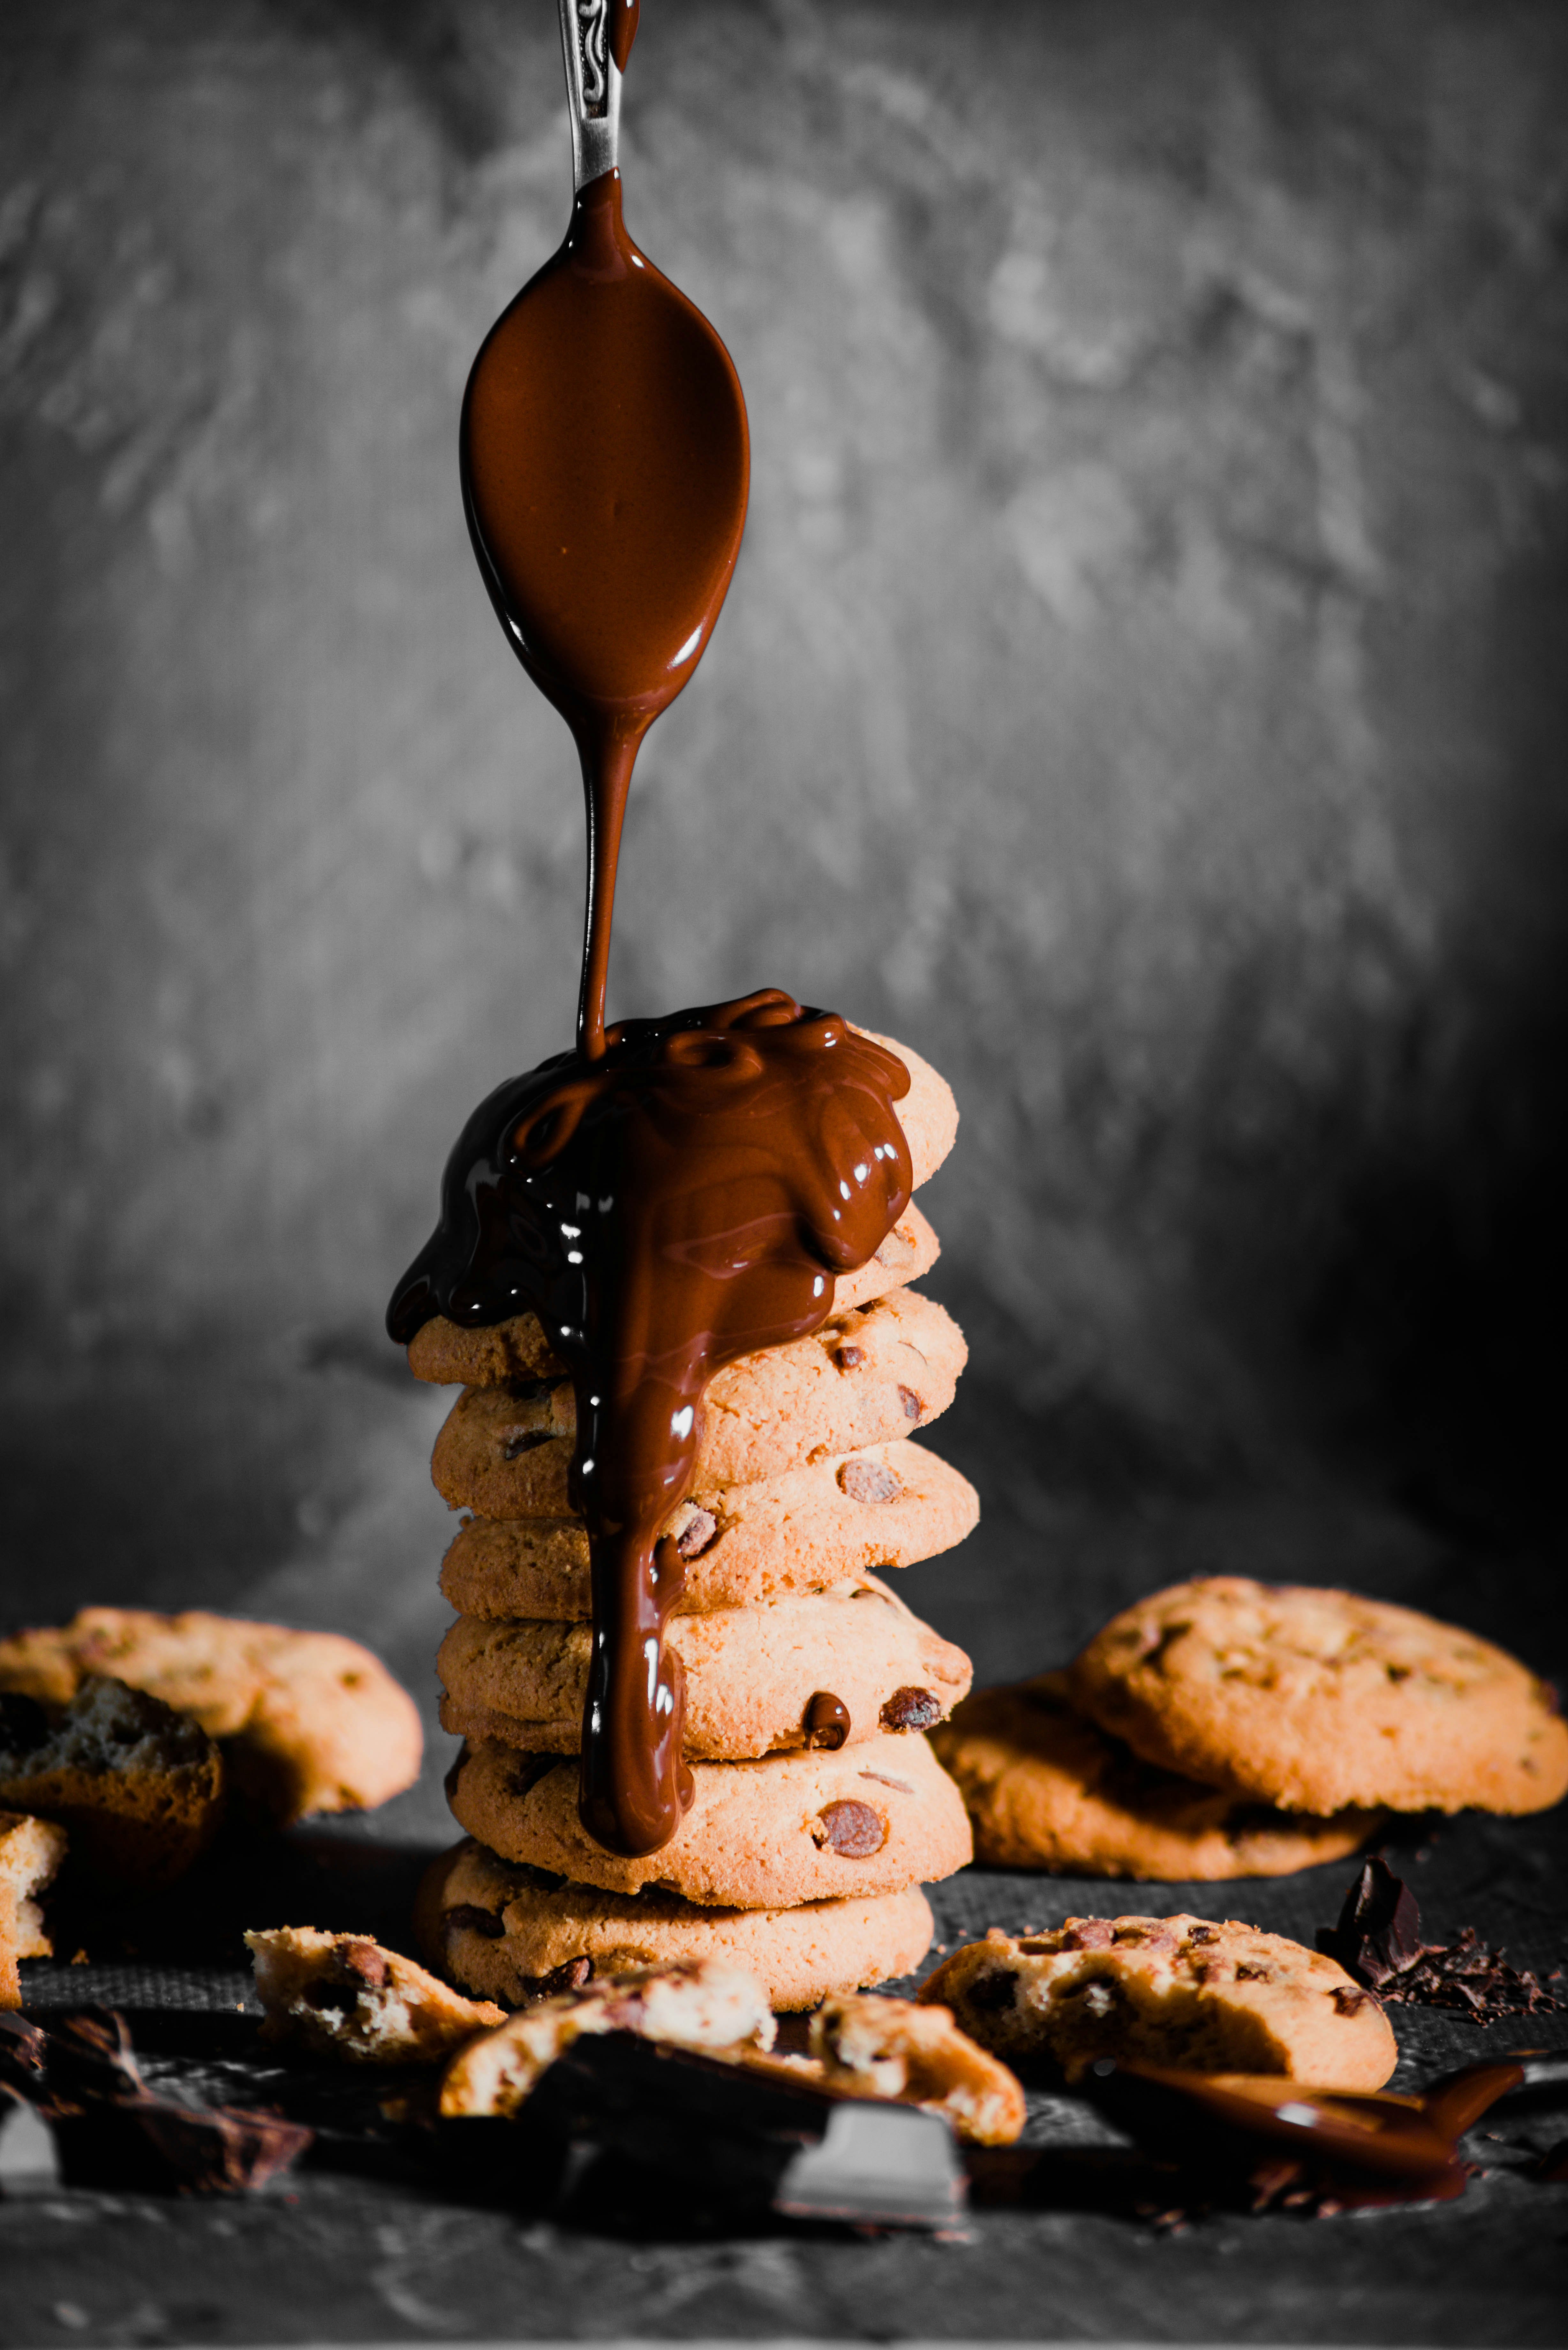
[804,1692,851,1751]
[607,0,640,74]
[459,162,748,1057]
[401,14,913,1860]
[389,996,913,1854]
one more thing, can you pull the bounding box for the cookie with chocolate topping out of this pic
[446,1730,971,1910]
[403,1033,956,1387]
[416,1836,936,2011]
[920,1915,1397,2089]
[437,1574,971,1762]
[409,1203,943,1387]
[931,1672,1385,1877]
[430,1288,966,1518]
[1068,1578,1568,1817]
[437,1440,978,1621]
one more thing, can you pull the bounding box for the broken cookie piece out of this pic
[245,1927,504,2063]
[808,1991,1025,2145]
[919,1916,1397,2089]
[439,1957,775,2117]
[0,1811,69,2003]
[0,1679,224,1891]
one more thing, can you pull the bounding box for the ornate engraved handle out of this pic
[558,0,622,188]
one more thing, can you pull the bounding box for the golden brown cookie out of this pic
[245,1927,504,2062]
[429,1289,965,1519]
[809,1992,1026,2146]
[0,1809,68,1965]
[408,1201,942,1386]
[0,1678,224,1892]
[447,1730,971,1910]
[416,1836,935,2012]
[0,1609,423,1827]
[437,1440,979,1621]
[439,1957,776,2116]
[1068,1578,1568,1817]
[437,1575,971,1762]
[931,1673,1386,1878]
[919,1916,1397,2089]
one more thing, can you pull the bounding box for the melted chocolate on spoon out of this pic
[459,153,747,1058]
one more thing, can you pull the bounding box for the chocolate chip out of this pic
[880,1686,941,1732]
[674,1507,718,1559]
[1332,1985,1376,2016]
[337,1940,388,1988]
[963,1967,1019,2014]
[1059,1921,1115,1950]
[804,1692,850,1750]
[812,1799,886,1857]
[1186,1924,1218,1944]
[897,1385,923,1422]
[525,1955,593,2000]
[1234,1962,1271,1982]
[502,1428,555,1460]
[837,1457,905,1504]
[444,1904,505,1941]
[834,1345,865,1371]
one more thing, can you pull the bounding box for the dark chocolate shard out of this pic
[1316,1856,1422,1987]
[3,2009,313,2196]
[529,2032,965,2232]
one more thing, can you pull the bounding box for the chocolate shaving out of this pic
[1317,1858,1561,2023]
[1370,1929,1560,2020]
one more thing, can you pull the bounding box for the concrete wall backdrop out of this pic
[3,0,1565,1819]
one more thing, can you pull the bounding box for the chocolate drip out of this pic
[459,165,748,1058]
[389,993,913,1856]
[804,1691,851,1751]
[607,0,640,74]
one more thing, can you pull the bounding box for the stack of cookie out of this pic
[414,1036,978,2009]
[935,1577,1568,1878]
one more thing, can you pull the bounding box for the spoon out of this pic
[1082,2049,1568,2197]
[459,0,750,1058]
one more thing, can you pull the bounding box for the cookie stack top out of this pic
[411,1033,977,2007]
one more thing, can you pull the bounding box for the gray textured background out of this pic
[3,0,1566,1828]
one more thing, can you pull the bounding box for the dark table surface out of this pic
[5,1796,1566,2350]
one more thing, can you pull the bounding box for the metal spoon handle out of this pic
[558,0,623,189]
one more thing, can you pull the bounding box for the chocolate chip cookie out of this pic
[1068,1578,1568,1817]
[931,1672,1386,1877]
